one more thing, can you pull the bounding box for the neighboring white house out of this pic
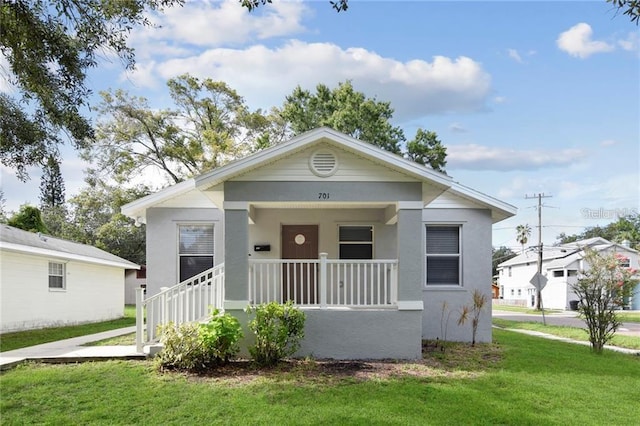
[0,224,139,333]
[497,237,639,310]
[125,266,146,305]
[122,127,516,359]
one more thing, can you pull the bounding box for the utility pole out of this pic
[525,193,552,310]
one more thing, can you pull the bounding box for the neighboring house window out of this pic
[425,225,461,286]
[510,289,514,296]
[179,224,214,282]
[567,270,577,277]
[339,226,373,259]
[553,270,564,278]
[508,267,512,277]
[517,289,522,296]
[136,268,147,279]
[49,262,65,289]
[618,258,630,268]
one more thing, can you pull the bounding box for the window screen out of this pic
[425,225,461,285]
[179,225,214,282]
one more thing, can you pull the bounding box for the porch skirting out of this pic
[295,309,422,360]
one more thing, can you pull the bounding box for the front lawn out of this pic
[493,318,640,350]
[1,329,639,425]
[0,306,136,352]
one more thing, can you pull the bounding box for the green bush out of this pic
[200,309,243,364]
[155,309,243,371]
[246,301,306,366]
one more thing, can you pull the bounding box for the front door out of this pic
[281,225,319,304]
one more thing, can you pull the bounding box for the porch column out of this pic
[223,202,250,307]
[396,201,424,308]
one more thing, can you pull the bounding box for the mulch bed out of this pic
[161,340,504,385]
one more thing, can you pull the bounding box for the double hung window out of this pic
[425,225,461,286]
[178,224,214,282]
[339,226,373,260]
[49,262,65,289]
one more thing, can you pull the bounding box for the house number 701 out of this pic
[318,192,330,200]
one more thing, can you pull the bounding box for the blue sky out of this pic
[1,0,638,251]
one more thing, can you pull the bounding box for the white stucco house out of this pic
[0,224,139,333]
[123,127,516,359]
[497,237,639,310]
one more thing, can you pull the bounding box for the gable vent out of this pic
[309,149,338,177]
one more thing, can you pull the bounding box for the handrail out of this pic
[136,263,224,352]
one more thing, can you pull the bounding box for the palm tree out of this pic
[516,224,532,254]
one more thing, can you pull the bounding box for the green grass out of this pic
[493,318,640,350]
[83,333,136,347]
[617,311,640,323]
[1,329,639,425]
[493,305,564,314]
[0,306,136,353]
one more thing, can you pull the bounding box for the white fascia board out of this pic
[0,242,140,270]
[449,181,517,222]
[121,179,196,220]
[196,127,454,190]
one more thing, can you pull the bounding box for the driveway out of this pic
[492,310,640,337]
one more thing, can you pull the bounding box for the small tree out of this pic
[469,289,488,346]
[7,205,47,233]
[571,248,638,353]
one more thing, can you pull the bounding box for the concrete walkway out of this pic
[494,326,640,355]
[0,326,145,371]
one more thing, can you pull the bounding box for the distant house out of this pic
[497,238,639,310]
[0,225,139,333]
[125,266,146,305]
[123,127,516,359]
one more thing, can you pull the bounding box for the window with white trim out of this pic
[339,226,373,259]
[178,224,214,282]
[425,225,461,286]
[48,262,65,289]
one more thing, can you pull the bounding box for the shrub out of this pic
[155,322,206,371]
[155,309,243,371]
[246,301,306,366]
[199,309,243,364]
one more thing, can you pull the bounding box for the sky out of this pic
[1,0,638,252]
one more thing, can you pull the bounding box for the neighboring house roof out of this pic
[0,225,139,269]
[122,127,516,223]
[498,237,638,269]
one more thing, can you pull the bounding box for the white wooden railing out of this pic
[135,264,224,352]
[249,254,397,308]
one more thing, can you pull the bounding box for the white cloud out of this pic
[507,49,523,63]
[447,144,587,171]
[556,23,614,59]
[493,96,507,104]
[600,139,617,147]
[618,31,639,52]
[126,41,492,120]
[132,0,308,53]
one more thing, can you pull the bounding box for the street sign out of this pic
[529,272,548,291]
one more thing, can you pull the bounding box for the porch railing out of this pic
[135,264,224,352]
[249,254,397,308]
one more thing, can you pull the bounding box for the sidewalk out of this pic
[494,326,640,355]
[0,326,145,371]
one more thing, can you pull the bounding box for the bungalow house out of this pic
[0,224,139,333]
[125,266,146,305]
[497,237,639,310]
[123,127,516,359]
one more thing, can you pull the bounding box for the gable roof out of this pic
[0,225,139,269]
[498,237,638,269]
[122,127,516,222]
